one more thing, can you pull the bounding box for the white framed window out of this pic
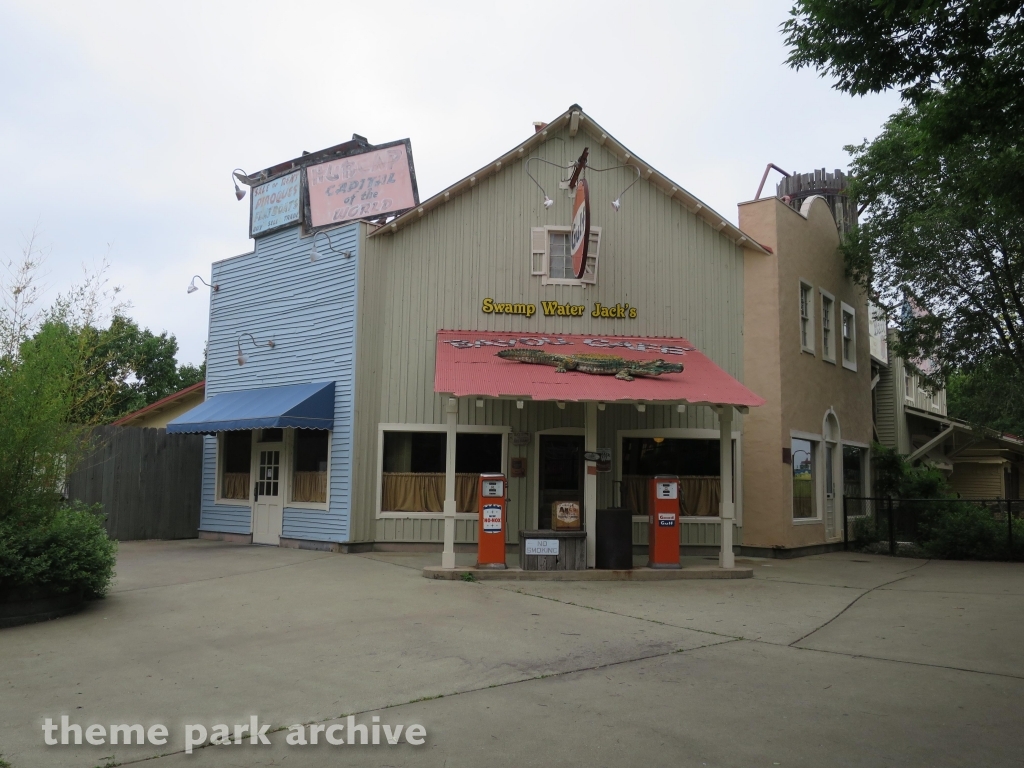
[288,428,331,510]
[840,302,856,371]
[904,368,915,401]
[376,423,509,518]
[799,281,814,354]
[216,431,252,505]
[791,434,820,521]
[614,427,743,525]
[531,226,601,286]
[820,290,836,363]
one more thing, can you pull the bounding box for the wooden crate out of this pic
[518,530,587,571]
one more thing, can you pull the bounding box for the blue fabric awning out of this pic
[166,381,335,433]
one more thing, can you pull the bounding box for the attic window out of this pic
[530,226,601,286]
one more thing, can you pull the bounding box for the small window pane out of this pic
[549,232,573,279]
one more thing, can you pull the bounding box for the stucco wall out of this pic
[739,196,873,550]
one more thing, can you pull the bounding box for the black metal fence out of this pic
[843,496,1022,561]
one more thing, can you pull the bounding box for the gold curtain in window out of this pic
[382,473,480,513]
[621,475,721,517]
[222,472,250,500]
[293,471,328,503]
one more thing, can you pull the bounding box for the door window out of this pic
[257,450,280,497]
[825,446,835,498]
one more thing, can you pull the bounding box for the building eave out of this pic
[368,105,770,256]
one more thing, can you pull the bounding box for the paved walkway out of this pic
[1,540,1022,767]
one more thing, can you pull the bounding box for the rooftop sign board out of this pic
[306,142,418,228]
[250,171,302,238]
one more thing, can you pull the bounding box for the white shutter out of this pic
[531,227,547,276]
[581,227,600,284]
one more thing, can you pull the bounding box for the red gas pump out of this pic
[477,473,507,569]
[648,475,681,569]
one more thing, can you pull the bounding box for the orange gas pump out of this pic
[648,475,681,569]
[477,473,507,569]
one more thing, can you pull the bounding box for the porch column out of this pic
[442,397,458,569]
[585,401,598,568]
[718,405,735,568]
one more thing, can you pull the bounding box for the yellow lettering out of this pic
[556,304,568,316]
[600,306,611,318]
[526,304,536,317]
[629,307,638,319]
[542,301,559,316]
[482,298,494,313]
[513,303,527,315]
[592,303,602,318]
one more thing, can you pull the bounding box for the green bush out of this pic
[0,502,116,599]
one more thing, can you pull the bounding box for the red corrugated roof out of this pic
[434,331,764,407]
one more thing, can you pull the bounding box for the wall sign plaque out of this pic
[249,171,302,237]
[306,142,418,227]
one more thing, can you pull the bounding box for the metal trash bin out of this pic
[595,507,633,569]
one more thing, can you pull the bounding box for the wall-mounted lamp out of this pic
[187,275,219,294]
[526,156,572,211]
[310,231,354,262]
[232,169,251,201]
[608,164,640,212]
[237,332,275,366]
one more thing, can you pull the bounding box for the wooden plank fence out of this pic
[65,425,203,541]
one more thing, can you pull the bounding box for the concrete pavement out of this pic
[1,540,1021,767]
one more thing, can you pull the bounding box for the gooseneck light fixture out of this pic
[187,275,219,294]
[232,169,252,201]
[526,154,642,212]
[309,231,353,262]
[236,332,275,366]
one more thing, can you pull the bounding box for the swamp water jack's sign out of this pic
[481,298,638,318]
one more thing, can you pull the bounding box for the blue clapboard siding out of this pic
[200,222,359,541]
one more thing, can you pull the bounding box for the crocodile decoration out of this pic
[496,349,683,381]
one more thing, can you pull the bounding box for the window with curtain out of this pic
[220,431,251,500]
[292,429,329,504]
[381,431,502,513]
[620,437,729,517]
[792,437,817,519]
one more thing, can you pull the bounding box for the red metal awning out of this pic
[434,331,765,407]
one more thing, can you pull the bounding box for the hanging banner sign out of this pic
[306,142,418,228]
[570,178,591,279]
[249,171,302,237]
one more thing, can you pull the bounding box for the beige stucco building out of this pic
[114,381,206,429]
[738,188,873,554]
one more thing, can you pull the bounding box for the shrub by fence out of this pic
[65,426,203,541]
[844,496,1022,561]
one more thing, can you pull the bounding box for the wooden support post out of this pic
[442,397,458,569]
[585,401,598,568]
[719,406,735,568]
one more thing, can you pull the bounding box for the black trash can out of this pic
[596,507,633,570]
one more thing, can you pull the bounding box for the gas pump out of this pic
[648,475,681,569]
[477,473,507,569]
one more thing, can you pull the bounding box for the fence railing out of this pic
[843,496,1021,561]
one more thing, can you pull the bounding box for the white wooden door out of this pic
[252,444,284,545]
[824,443,836,539]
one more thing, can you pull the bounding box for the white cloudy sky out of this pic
[0,0,901,367]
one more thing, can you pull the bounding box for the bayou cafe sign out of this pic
[481,298,638,319]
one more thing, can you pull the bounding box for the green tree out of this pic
[946,357,1024,436]
[783,1,1024,385]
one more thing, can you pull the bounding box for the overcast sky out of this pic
[0,1,902,367]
